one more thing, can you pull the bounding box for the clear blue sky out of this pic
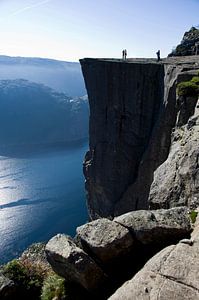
[0,0,198,62]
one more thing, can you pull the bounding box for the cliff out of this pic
[1,55,199,300]
[80,56,199,219]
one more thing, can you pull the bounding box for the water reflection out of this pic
[0,143,88,264]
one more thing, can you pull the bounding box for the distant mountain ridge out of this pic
[0,79,89,148]
[0,55,86,97]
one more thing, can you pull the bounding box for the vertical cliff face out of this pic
[81,59,164,219]
[80,57,199,220]
[114,63,181,215]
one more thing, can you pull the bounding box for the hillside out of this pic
[0,79,89,149]
[0,56,86,97]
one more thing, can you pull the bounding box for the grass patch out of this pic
[177,74,199,97]
[2,257,52,299]
[3,259,45,290]
[191,76,199,85]
[189,211,198,223]
[41,274,66,300]
[177,81,198,97]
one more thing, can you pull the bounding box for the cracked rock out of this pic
[109,219,199,300]
[114,207,191,245]
[45,234,106,291]
[76,218,134,264]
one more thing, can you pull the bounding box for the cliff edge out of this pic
[80,56,199,219]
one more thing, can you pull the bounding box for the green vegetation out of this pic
[3,258,68,299]
[189,211,198,224]
[2,257,54,299]
[41,274,66,300]
[3,260,28,286]
[177,73,199,97]
[191,75,199,85]
[177,81,198,97]
[3,259,44,291]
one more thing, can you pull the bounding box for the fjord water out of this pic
[0,143,88,264]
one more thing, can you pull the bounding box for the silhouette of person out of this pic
[156,50,160,61]
[124,49,127,60]
[195,42,199,55]
[122,49,125,60]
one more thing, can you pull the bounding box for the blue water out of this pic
[0,143,88,264]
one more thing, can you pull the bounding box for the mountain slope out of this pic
[0,56,86,97]
[0,79,89,148]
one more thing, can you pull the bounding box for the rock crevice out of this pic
[109,211,199,299]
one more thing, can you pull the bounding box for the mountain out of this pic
[169,26,199,56]
[0,79,89,148]
[0,55,86,97]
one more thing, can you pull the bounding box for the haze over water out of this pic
[0,143,88,264]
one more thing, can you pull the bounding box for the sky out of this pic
[0,0,198,62]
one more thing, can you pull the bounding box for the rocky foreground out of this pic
[46,207,192,297]
[110,211,199,299]
[1,206,197,299]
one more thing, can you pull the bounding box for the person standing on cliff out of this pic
[195,42,199,55]
[124,49,127,60]
[122,49,125,60]
[156,50,160,61]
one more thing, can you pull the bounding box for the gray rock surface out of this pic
[80,57,199,219]
[81,58,164,219]
[76,218,134,263]
[114,207,191,244]
[45,234,106,291]
[109,213,199,300]
[149,97,199,209]
[0,274,15,300]
[169,26,199,56]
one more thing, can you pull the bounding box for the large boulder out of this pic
[45,234,106,292]
[109,241,199,299]
[76,218,134,264]
[114,207,191,245]
[109,213,199,300]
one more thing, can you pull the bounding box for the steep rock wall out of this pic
[80,57,199,219]
[149,93,199,209]
[81,59,164,219]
